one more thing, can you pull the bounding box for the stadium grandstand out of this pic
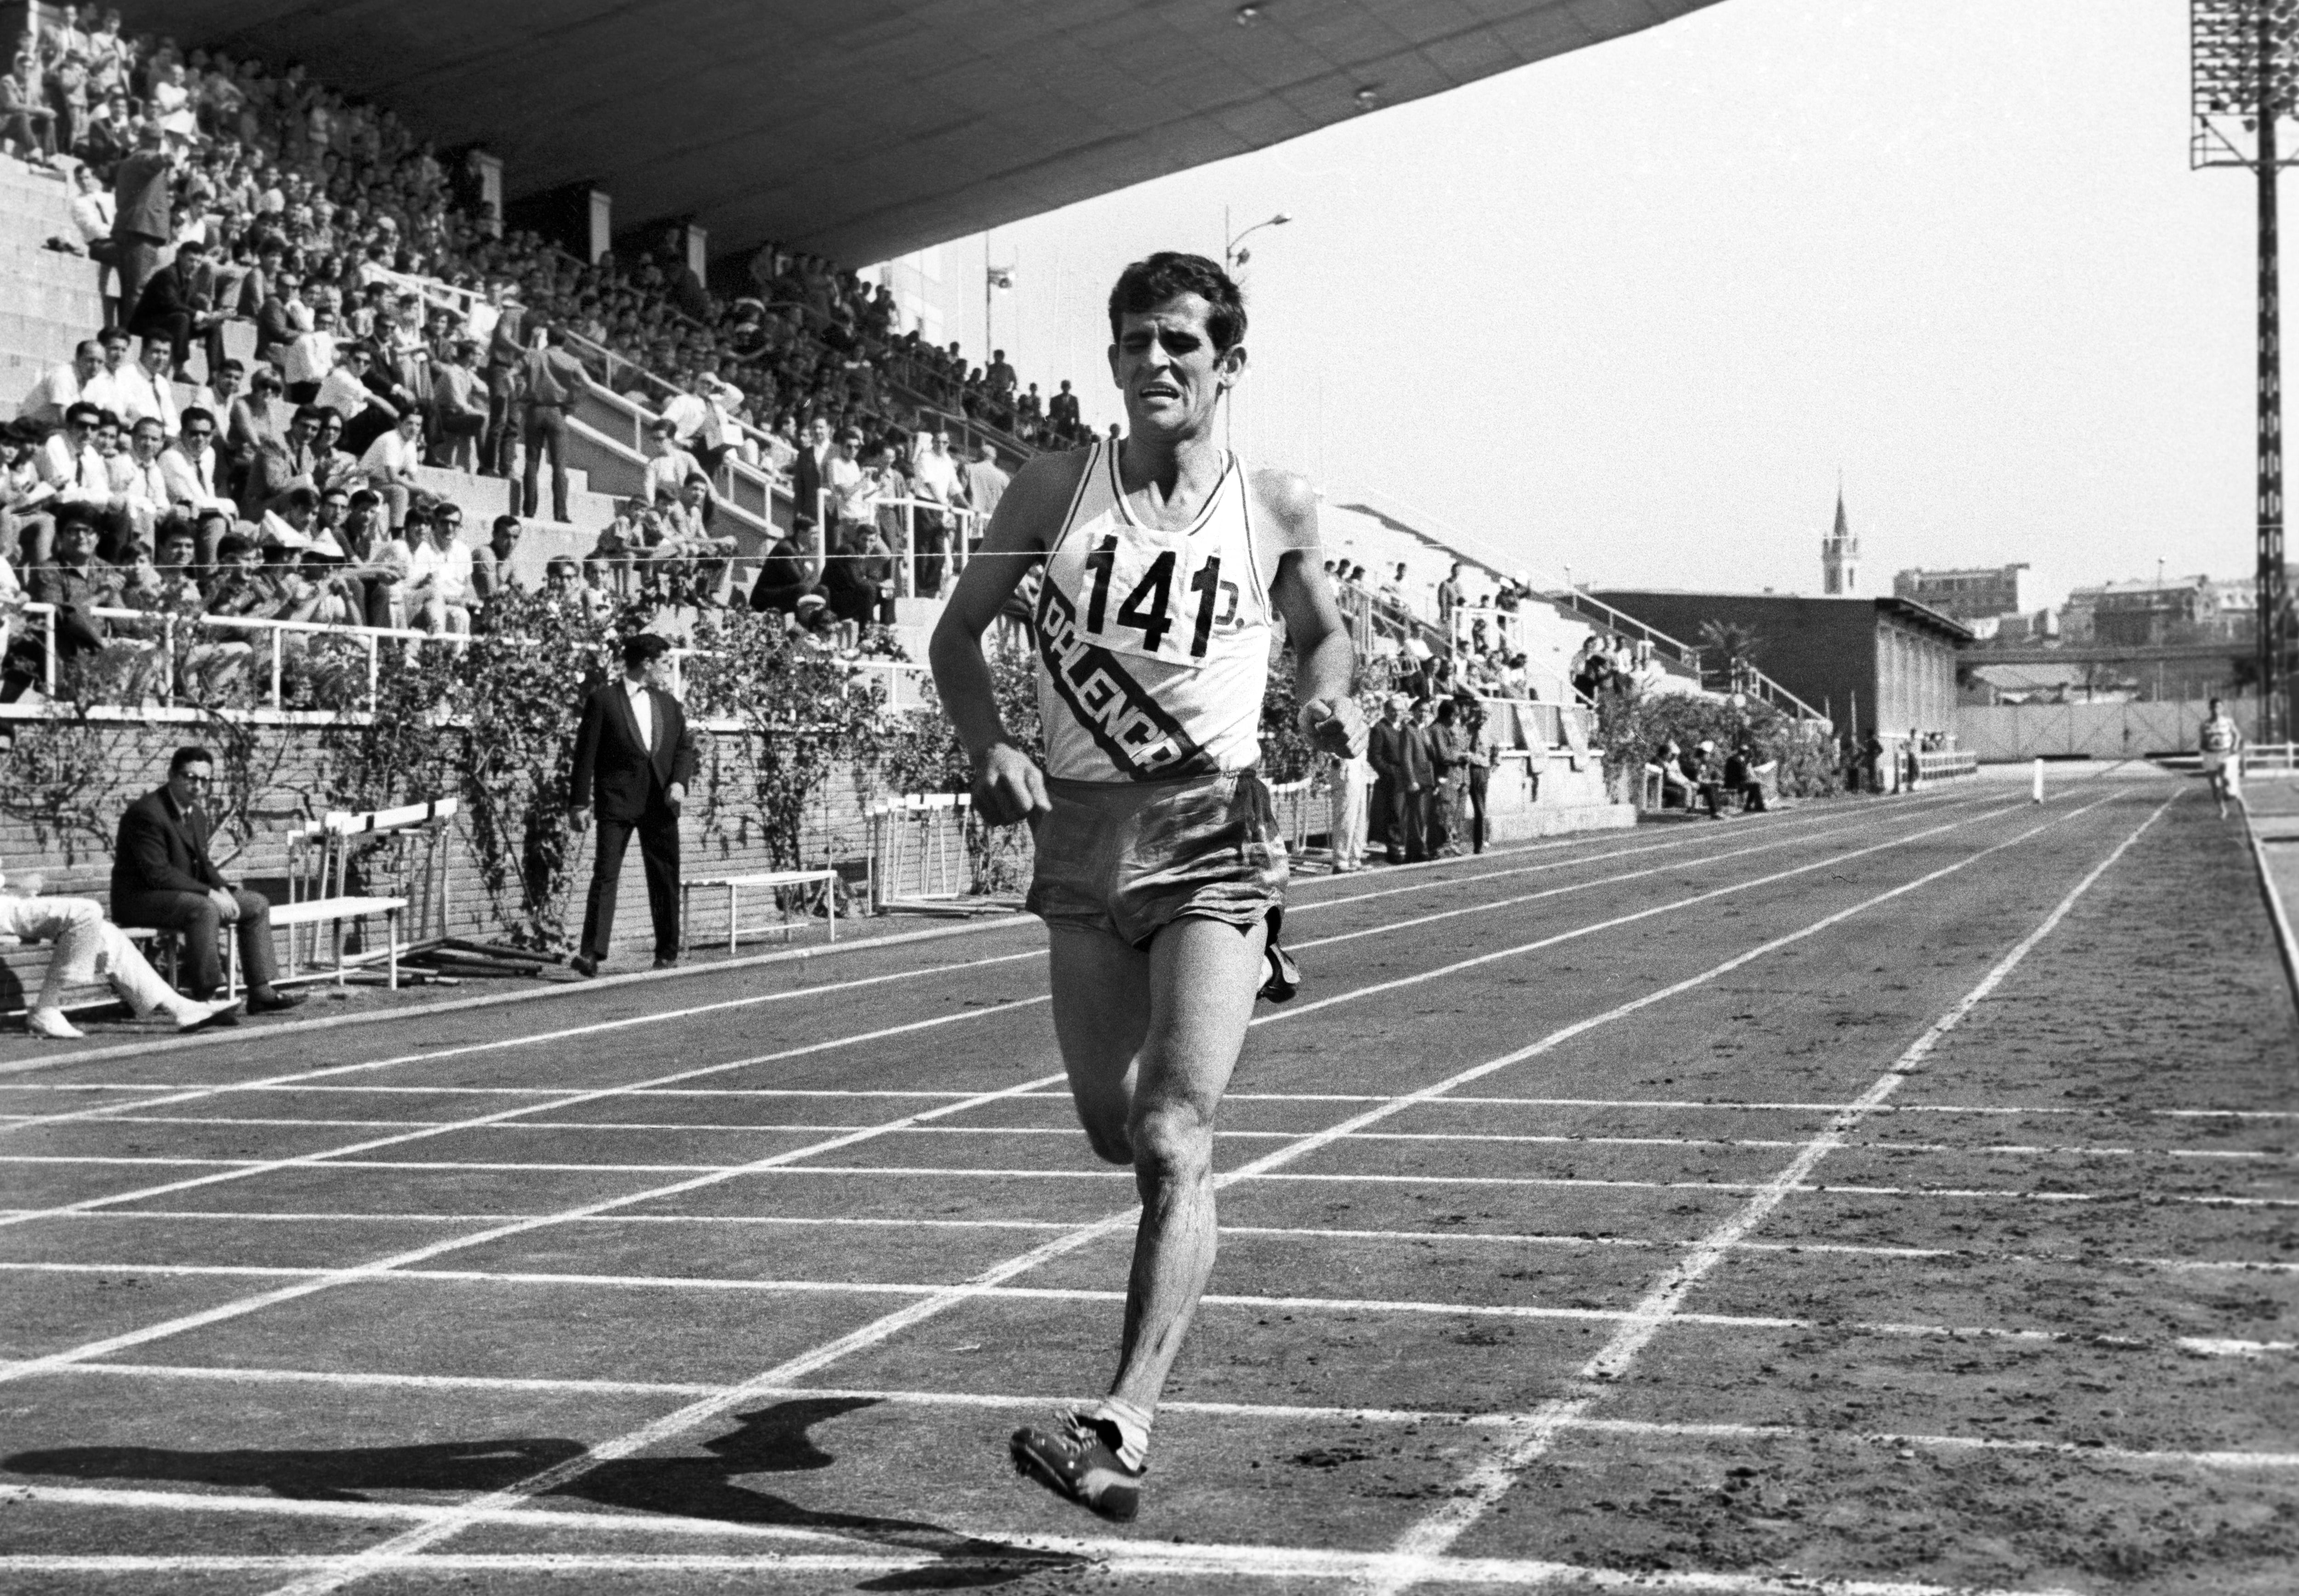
[0,0,1822,916]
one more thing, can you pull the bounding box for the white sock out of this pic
[1081,1396,1153,1472]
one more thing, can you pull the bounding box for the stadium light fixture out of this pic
[2194,0,2299,739]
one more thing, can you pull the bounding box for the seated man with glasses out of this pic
[159,406,238,525]
[109,745,307,1013]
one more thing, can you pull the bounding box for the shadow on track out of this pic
[7,1397,1079,1589]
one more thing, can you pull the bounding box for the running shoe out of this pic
[1257,909,1300,1003]
[1009,1412,1144,1522]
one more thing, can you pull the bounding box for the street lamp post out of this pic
[1219,209,1290,450]
[1223,206,1291,271]
[2195,1,2299,741]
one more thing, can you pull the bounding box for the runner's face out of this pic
[1109,295,1239,437]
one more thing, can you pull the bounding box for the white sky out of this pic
[920,0,2253,610]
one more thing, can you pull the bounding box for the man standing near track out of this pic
[2199,696,2244,820]
[930,251,1363,1522]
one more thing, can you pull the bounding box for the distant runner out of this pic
[929,251,1363,1522]
[2199,695,2244,820]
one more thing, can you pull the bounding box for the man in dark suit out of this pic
[568,633,698,977]
[792,416,834,529]
[110,122,173,318]
[110,746,307,1012]
[1367,693,1431,865]
[126,235,224,379]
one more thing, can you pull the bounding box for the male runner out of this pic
[2199,695,2244,819]
[929,252,1364,1522]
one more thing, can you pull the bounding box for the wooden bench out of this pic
[681,869,839,955]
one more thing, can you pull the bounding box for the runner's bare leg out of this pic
[1048,914,1267,1409]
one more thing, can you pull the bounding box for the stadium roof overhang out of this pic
[163,0,1726,266]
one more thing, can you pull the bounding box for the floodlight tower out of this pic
[2195,1,2299,740]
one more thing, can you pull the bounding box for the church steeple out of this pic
[1822,483,1859,595]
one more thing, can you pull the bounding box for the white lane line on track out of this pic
[23,1081,2282,1124]
[1361,789,2182,1596]
[30,1371,2299,1469]
[9,1207,2298,1277]
[0,789,2036,1237]
[0,1543,2093,1596]
[244,794,2128,1596]
[6,1257,2286,1357]
[37,1113,2291,1163]
[30,1157,2259,1210]
[0,795,1922,1131]
[14,1157,2293,1214]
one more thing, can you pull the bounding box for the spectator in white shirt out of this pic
[110,416,171,551]
[67,160,118,295]
[77,327,134,419]
[17,340,103,431]
[279,308,338,402]
[639,415,703,509]
[112,335,182,439]
[314,345,396,450]
[158,406,236,521]
[357,410,425,531]
[404,501,473,635]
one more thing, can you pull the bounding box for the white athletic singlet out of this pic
[1035,439,1274,782]
[2201,716,2239,755]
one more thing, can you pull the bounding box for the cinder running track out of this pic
[2,767,2292,1595]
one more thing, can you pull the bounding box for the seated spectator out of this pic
[109,745,306,1012]
[125,236,223,380]
[1725,743,1774,813]
[308,409,363,497]
[77,327,133,419]
[5,506,120,700]
[640,415,703,507]
[652,475,734,604]
[542,555,582,610]
[749,514,821,616]
[110,414,172,552]
[357,408,425,531]
[336,489,410,628]
[17,340,103,432]
[314,345,398,455]
[202,530,278,626]
[404,500,472,633]
[820,521,883,630]
[469,513,523,605]
[2,855,240,1038]
[0,48,61,172]
[158,405,237,522]
[1684,740,1726,820]
[576,558,617,622]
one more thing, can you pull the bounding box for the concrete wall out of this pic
[1957,697,2260,762]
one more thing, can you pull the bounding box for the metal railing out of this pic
[13,602,446,713]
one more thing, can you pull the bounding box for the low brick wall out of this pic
[0,713,883,1011]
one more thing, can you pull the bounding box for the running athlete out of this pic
[929,252,1364,1522]
[2199,695,2244,819]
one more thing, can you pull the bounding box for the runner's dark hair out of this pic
[1107,252,1247,352]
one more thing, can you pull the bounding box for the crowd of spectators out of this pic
[0,8,1092,695]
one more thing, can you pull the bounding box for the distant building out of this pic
[2060,575,2252,647]
[1821,490,1859,596]
[1893,563,2031,625]
[1591,589,1971,740]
